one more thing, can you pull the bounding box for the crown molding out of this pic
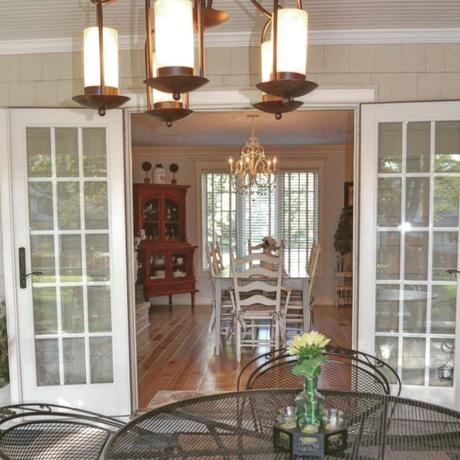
[0,28,460,55]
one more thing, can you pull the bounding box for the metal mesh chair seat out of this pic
[237,347,402,396]
[0,404,124,460]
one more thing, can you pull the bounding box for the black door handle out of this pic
[446,269,460,274]
[19,247,43,289]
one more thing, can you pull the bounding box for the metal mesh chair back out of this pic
[238,347,402,396]
[0,404,124,460]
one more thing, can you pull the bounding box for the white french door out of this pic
[5,109,130,415]
[360,101,460,408]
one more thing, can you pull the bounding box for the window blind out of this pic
[202,171,319,273]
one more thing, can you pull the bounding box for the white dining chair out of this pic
[285,242,321,334]
[207,243,233,337]
[230,250,288,362]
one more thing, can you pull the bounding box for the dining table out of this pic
[104,389,460,459]
[213,267,310,355]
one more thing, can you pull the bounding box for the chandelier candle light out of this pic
[228,115,277,194]
[73,0,130,116]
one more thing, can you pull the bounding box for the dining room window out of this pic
[202,170,319,276]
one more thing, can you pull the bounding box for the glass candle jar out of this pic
[322,408,345,432]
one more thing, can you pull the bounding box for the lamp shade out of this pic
[261,40,273,83]
[274,8,308,76]
[83,26,119,89]
[154,0,195,71]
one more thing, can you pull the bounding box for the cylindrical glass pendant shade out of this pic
[83,26,119,89]
[261,40,273,83]
[275,8,308,76]
[154,0,195,71]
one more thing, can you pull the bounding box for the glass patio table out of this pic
[104,389,460,459]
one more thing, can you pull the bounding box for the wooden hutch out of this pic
[134,184,197,307]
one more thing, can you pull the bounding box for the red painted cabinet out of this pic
[134,184,197,307]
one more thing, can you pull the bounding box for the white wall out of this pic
[132,145,353,306]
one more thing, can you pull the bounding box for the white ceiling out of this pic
[1,0,460,46]
[131,109,354,149]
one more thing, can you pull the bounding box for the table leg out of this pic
[169,295,172,311]
[302,278,310,332]
[215,279,222,356]
[191,291,195,309]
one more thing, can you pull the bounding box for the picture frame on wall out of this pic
[344,182,353,209]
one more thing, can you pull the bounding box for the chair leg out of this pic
[251,320,256,341]
[275,319,279,351]
[236,319,242,363]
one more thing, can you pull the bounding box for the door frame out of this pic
[122,87,375,410]
[0,107,131,413]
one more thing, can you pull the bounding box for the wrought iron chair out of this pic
[237,346,402,396]
[0,403,125,460]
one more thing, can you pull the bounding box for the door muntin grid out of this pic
[375,121,459,389]
[27,127,114,386]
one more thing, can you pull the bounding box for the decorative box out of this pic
[273,424,347,457]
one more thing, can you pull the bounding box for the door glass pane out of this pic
[403,285,427,333]
[378,123,402,173]
[375,336,399,384]
[33,288,57,334]
[27,128,52,177]
[433,232,458,280]
[57,182,80,230]
[376,285,399,332]
[63,338,86,385]
[36,339,60,386]
[376,232,400,280]
[377,178,401,227]
[83,128,107,177]
[31,235,55,283]
[407,122,430,173]
[29,182,53,230]
[61,287,84,333]
[90,337,113,383]
[27,126,114,388]
[431,285,456,334]
[435,121,460,172]
[56,128,79,177]
[59,235,82,282]
[430,339,455,387]
[86,235,110,281]
[84,182,108,230]
[402,337,426,385]
[406,178,429,227]
[404,232,428,280]
[88,286,112,332]
[433,177,460,227]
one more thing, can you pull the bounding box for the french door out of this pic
[360,101,460,408]
[5,109,130,415]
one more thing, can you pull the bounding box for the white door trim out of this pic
[124,87,375,410]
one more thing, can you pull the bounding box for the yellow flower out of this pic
[287,331,330,356]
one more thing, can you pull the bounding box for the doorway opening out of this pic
[129,109,355,409]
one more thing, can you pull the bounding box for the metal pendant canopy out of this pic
[253,94,303,120]
[73,0,130,116]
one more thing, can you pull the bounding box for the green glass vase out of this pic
[295,376,325,434]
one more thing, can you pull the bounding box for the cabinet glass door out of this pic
[360,102,460,408]
[164,198,181,241]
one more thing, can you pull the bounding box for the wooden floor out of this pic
[137,304,352,409]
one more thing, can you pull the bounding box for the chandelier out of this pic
[228,115,277,194]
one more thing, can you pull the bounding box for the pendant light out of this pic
[144,0,208,100]
[144,0,193,127]
[251,0,317,103]
[253,21,302,119]
[73,0,130,116]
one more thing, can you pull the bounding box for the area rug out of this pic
[147,390,222,410]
